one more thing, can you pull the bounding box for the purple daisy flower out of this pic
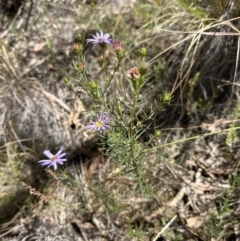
[86,30,113,48]
[86,113,110,133]
[39,149,67,170]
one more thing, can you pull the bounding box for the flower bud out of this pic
[72,43,82,55]
[89,82,98,97]
[75,61,85,73]
[112,40,125,61]
[76,34,82,43]
[163,92,171,103]
[138,62,148,76]
[137,47,147,57]
[155,130,161,137]
[127,67,142,92]
[127,67,141,81]
[62,77,72,91]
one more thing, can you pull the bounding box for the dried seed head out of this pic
[127,67,141,80]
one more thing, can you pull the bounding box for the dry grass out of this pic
[1,0,240,240]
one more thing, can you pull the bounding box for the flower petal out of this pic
[104,33,110,39]
[48,161,57,170]
[57,153,66,159]
[53,162,58,170]
[39,159,52,166]
[56,158,67,163]
[96,32,100,39]
[86,39,96,44]
[86,123,96,129]
[56,149,63,156]
[56,160,65,165]
[43,150,53,158]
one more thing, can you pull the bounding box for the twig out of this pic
[9,121,24,151]
[0,5,23,39]
[231,36,240,99]
[0,225,24,238]
[152,215,177,241]
[24,0,33,31]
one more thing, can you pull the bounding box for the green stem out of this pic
[146,126,240,152]
[101,62,120,97]
[128,89,141,175]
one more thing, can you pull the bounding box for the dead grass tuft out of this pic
[1,0,240,240]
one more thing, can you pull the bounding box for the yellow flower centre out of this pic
[95,121,103,127]
[50,155,56,161]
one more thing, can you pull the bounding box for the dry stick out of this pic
[0,5,23,39]
[147,34,194,64]
[24,0,33,31]
[0,225,24,239]
[9,121,24,151]
[0,138,35,149]
[152,215,177,241]
[0,50,19,80]
[231,36,240,99]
